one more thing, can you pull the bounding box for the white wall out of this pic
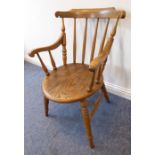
[24,0,131,99]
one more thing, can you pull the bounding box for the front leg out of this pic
[80,100,95,148]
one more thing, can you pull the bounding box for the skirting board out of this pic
[104,82,130,100]
[24,56,131,100]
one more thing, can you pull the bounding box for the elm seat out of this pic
[42,63,103,103]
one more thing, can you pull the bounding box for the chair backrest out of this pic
[30,8,126,92]
[55,8,125,65]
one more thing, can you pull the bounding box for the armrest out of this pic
[29,33,64,57]
[89,53,108,71]
[89,33,114,71]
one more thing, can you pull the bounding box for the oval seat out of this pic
[42,63,103,103]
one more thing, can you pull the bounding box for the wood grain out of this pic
[36,53,49,76]
[73,18,77,63]
[70,7,115,12]
[61,18,67,66]
[98,18,110,55]
[42,63,103,103]
[48,50,57,70]
[89,17,120,71]
[55,9,125,19]
[29,33,64,57]
[90,94,102,120]
[87,70,96,92]
[44,96,49,116]
[80,100,95,148]
[95,65,102,84]
[90,18,99,62]
[101,82,110,103]
[82,18,88,64]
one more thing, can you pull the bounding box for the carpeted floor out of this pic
[24,61,131,155]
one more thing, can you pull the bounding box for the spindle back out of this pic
[55,8,125,65]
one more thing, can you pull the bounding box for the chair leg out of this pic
[44,96,49,117]
[101,82,110,103]
[80,100,95,148]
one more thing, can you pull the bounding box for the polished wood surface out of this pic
[36,53,49,76]
[42,63,103,103]
[73,18,76,64]
[90,18,99,62]
[101,82,110,103]
[29,33,64,57]
[44,96,49,116]
[90,94,102,120]
[89,17,120,71]
[48,50,57,70]
[29,8,126,148]
[55,9,125,19]
[80,100,94,148]
[70,7,115,12]
[61,18,67,66]
[99,18,110,55]
[82,18,88,64]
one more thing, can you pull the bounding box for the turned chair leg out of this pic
[101,82,110,103]
[80,100,95,148]
[44,96,49,117]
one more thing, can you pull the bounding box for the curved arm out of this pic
[89,28,115,71]
[29,33,64,57]
[89,53,108,71]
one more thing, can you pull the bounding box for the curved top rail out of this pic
[70,7,115,12]
[55,8,126,19]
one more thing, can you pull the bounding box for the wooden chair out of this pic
[29,8,126,148]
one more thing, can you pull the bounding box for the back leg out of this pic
[44,96,49,116]
[101,82,110,103]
